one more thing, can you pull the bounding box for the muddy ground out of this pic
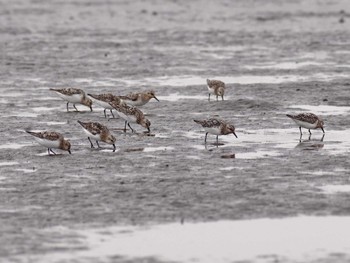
[1,0,350,262]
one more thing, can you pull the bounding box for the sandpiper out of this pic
[77,120,116,152]
[88,93,123,118]
[194,118,237,143]
[119,90,159,106]
[287,113,325,136]
[26,130,71,155]
[109,101,151,133]
[50,88,92,112]
[207,79,225,101]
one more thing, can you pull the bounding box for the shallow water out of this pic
[15,216,350,263]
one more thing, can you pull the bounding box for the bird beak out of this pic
[68,149,72,154]
[233,131,238,138]
[113,144,116,152]
[153,96,160,102]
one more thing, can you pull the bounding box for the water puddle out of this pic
[157,93,208,101]
[189,128,350,158]
[32,106,63,112]
[38,121,68,126]
[121,75,303,86]
[120,73,349,87]
[32,216,350,263]
[0,143,28,150]
[143,146,174,152]
[0,161,19,166]
[288,105,350,115]
[15,168,36,173]
[73,78,117,87]
[319,185,350,194]
[245,61,326,70]
[9,112,39,118]
[1,92,28,98]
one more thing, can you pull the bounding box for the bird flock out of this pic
[26,78,325,155]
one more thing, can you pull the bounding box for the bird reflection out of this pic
[204,142,224,150]
[295,134,325,150]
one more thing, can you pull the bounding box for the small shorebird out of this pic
[88,93,123,118]
[287,113,325,136]
[194,118,237,143]
[119,90,159,106]
[50,88,93,112]
[109,101,151,133]
[207,79,225,101]
[77,120,116,152]
[26,130,71,155]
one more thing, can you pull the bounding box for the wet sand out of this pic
[1,0,350,262]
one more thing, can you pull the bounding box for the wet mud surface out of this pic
[1,0,350,262]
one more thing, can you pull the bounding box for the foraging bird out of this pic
[194,118,237,143]
[109,101,151,133]
[286,113,325,136]
[207,79,225,101]
[26,130,71,155]
[119,90,159,106]
[50,88,92,112]
[77,120,116,152]
[88,93,123,118]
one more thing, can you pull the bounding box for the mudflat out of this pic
[1,0,350,262]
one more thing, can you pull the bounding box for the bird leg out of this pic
[308,129,312,135]
[124,121,127,132]
[104,109,107,118]
[128,123,135,133]
[73,104,79,111]
[96,141,101,148]
[88,137,94,148]
[321,127,325,134]
[320,134,325,142]
[208,94,210,101]
[48,148,57,155]
[204,132,208,143]
[110,109,115,118]
[66,102,70,112]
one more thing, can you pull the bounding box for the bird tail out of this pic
[194,119,204,125]
[25,130,41,138]
[286,114,294,119]
[87,93,97,99]
[77,120,85,127]
[25,130,35,135]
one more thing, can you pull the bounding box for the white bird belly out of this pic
[34,137,60,148]
[118,111,137,123]
[207,86,215,94]
[56,93,82,103]
[94,100,113,109]
[82,128,101,141]
[293,119,318,129]
[204,127,222,135]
